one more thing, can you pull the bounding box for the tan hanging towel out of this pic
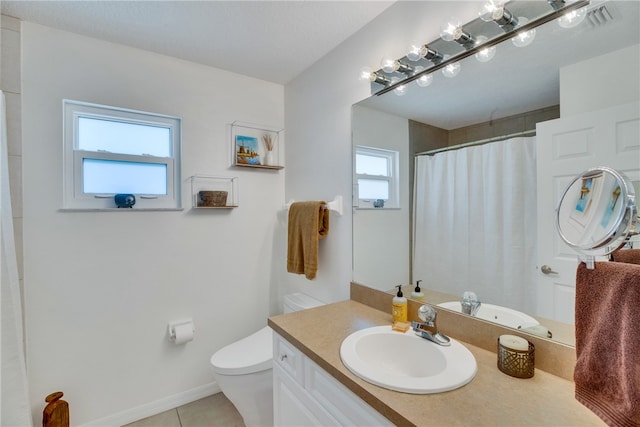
[287,201,329,280]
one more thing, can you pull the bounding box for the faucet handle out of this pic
[461,291,481,316]
[462,291,479,302]
[418,305,437,323]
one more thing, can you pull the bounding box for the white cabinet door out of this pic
[273,332,394,426]
[273,363,330,427]
[536,101,640,322]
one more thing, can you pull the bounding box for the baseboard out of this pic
[78,382,221,427]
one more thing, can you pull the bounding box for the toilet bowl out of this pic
[210,293,325,427]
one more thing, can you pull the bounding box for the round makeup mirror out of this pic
[556,167,637,257]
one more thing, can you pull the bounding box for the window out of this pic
[354,145,399,208]
[63,100,182,210]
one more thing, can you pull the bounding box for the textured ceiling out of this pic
[1,0,395,85]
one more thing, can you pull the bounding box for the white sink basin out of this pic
[437,301,539,329]
[340,326,477,394]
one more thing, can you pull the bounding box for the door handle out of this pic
[541,265,559,275]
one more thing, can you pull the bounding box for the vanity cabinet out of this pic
[273,332,393,427]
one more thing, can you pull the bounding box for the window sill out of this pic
[355,207,402,211]
[59,208,184,212]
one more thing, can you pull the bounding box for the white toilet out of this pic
[210,292,324,427]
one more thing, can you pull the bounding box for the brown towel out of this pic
[611,249,640,265]
[574,261,640,427]
[287,201,329,280]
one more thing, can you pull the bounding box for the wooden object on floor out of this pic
[43,391,69,427]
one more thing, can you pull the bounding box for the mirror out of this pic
[352,1,640,346]
[557,167,637,257]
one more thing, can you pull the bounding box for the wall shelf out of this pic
[235,163,284,171]
[231,121,284,169]
[190,175,238,209]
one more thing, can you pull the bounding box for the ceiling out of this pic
[3,0,638,128]
[0,0,395,85]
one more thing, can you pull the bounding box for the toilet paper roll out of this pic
[172,322,194,345]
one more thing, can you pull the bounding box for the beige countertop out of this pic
[268,300,603,427]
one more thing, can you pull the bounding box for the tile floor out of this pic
[123,393,245,427]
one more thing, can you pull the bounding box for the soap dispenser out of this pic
[392,285,408,322]
[411,280,425,302]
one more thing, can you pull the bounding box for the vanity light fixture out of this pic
[440,19,476,49]
[479,0,519,32]
[364,0,591,96]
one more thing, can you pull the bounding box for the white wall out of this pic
[21,23,284,426]
[352,105,410,290]
[281,1,479,304]
[560,44,640,116]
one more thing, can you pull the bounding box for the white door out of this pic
[536,101,640,323]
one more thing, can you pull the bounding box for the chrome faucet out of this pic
[461,291,481,317]
[411,305,451,346]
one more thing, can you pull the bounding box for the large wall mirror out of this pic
[352,0,640,347]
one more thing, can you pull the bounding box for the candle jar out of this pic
[497,338,535,378]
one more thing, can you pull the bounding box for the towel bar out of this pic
[284,196,343,216]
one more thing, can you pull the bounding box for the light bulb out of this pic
[410,44,444,65]
[511,17,536,47]
[442,62,461,78]
[407,42,426,62]
[413,66,433,87]
[558,6,587,28]
[359,66,390,86]
[390,77,407,96]
[479,1,506,22]
[440,19,462,42]
[474,36,496,62]
[359,66,374,82]
[441,18,475,48]
[380,56,399,73]
[393,85,407,96]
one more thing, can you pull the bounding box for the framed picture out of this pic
[600,183,622,229]
[235,135,261,166]
[569,173,603,228]
[231,121,284,169]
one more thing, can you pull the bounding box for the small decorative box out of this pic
[497,335,535,378]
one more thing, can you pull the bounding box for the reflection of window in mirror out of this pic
[355,146,399,209]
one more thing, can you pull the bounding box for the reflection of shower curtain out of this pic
[1,91,32,425]
[413,137,537,313]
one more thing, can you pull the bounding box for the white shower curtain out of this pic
[413,137,537,313]
[1,91,33,426]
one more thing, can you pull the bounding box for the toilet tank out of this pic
[283,293,325,313]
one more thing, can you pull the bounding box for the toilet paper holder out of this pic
[168,319,195,344]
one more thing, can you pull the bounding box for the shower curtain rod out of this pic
[416,128,536,156]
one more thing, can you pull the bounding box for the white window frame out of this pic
[354,145,399,209]
[63,100,182,210]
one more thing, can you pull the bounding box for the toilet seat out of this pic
[210,326,272,375]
